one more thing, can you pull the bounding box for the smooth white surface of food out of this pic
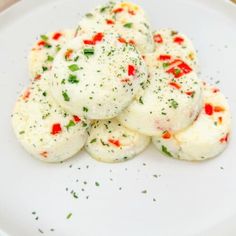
[50,31,147,120]
[152,83,231,161]
[85,119,150,163]
[28,29,75,80]
[11,72,89,162]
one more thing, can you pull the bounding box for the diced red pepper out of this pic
[128,39,135,45]
[162,131,171,139]
[173,36,184,44]
[65,49,73,60]
[128,9,135,15]
[73,115,81,123]
[128,65,135,76]
[185,91,194,96]
[40,151,48,158]
[106,19,115,24]
[212,88,220,93]
[220,133,229,143]
[178,61,192,74]
[108,139,121,147]
[83,39,95,45]
[153,34,163,43]
[38,40,46,47]
[214,106,225,112]
[113,8,124,13]
[169,82,181,89]
[52,32,62,40]
[121,78,130,83]
[118,37,127,43]
[205,103,213,116]
[158,55,171,61]
[51,123,62,135]
[34,74,41,81]
[22,90,30,100]
[93,32,104,43]
[218,116,223,124]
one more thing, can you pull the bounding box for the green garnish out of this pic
[90,138,97,143]
[44,44,52,48]
[42,66,48,72]
[42,91,47,97]
[83,107,88,112]
[84,48,94,56]
[100,6,108,12]
[61,79,66,84]
[66,213,72,219]
[95,182,100,186]
[66,120,75,130]
[163,62,170,68]
[123,22,133,28]
[174,68,181,75]
[19,131,25,135]
[68,74,79,84]
[85,13,93,17]
[170,99,178,109]
[141,190,147,194]
[161,145,173,157]
[40,35,48,41]
[62,91,70,101]
[68,64,79,72]
[139,96,144,104]
[47,55,54,62]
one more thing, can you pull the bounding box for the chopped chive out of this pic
[170,99,178,109]
[44,44,52,48]
[83,107,88,112]
[40,35,48,41]
[68,64,79,72]
[95,182,100,186]
[141,190,147,194]
[42,66,48,72]
[61,79,66,84]
[66,213,72,219]
[139,96,144,104]
[66,120,75,130]
[19,131,25,135]
[62,91,70,102]
[161,145,173,157]
[163,62,170,68]
[85,13,93,17]
[90,138,97,143]
[123,22,133,28]
[47,55,54,62]
[68,74,79,84]
[84,48,94,56]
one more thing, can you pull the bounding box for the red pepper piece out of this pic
[108,139,121,147]
[53,32,62,40]
[22,90,30,100]
[34,74,41,81]
[128,9,135,15]
[218,117,223,124]
[162,131,171,139]
[128,39,135,45]
[65,49,73,60]
[128,65,135,76]
[106,19,115,24]
[38,40,46,46]
[73,115,81,123]
[185,91,194,96]
[113,8,124,13]
[118,37,127,43]
[121,78,130,83]
[93,32,104,43]
[169,82,181,89]
[83,39,95,45]
[173,36,184,44]
[158,55,171,61]
[220,133,229,143]
[153,34,163,43]
[51,123,62,135]
[205,103,213,116]
[214,106,225,112]
[178,61,192,74]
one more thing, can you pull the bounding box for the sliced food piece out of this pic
[11,72,89,163]
[85,119,150,163]
[152,83,231,161]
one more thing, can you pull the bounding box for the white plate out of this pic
[0,0,236,235]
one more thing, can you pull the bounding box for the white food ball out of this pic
[152,83,231,161]
[50,31,147,120]
[11,72,89,163]
[85,119,150,163]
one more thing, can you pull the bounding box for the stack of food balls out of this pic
[11,1,231,163]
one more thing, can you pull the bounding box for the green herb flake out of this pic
[42,66,48,72]
[66,120,75,130]
[161,145,173,157]
[141,190,147,194]
[62,91,70,102]
[44,44,52,48]
[19,131,25,135]
[61,79,66,84]
[47,55,54,62]
[100,6,108,12]
[85,13,93,17]
[95,182,100,187]
[90,138,97,143]
[66,213,72,219]
[83,107,89,112]
[123,22,133,28]
[42,91,47,97]
[40,35,48,41]
[163,62,170,68]
[170,99,178,109]
[68,74,79,84]
[84,48,94,56]
[68,64,79,72]
[139,96,144,104]
[174,68,181,75]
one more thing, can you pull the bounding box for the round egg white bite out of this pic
[85,119,150,163]
[11,72,89,163]
[118,52,203,136]
[50,31,147,120]
[77,1,154,54]
[152,83,231,161]
[29,29,75,80]
[153,29,198,70]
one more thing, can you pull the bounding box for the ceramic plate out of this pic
[0,0,236,235]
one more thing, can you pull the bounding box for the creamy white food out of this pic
[50,31,147,120]
[77,1,154,53]
[28,30,75,80]
[152,83,231,161]
[153,29,198,70]
[118,50,203,136]
[85,119,150,163]
[11,72,89,163]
